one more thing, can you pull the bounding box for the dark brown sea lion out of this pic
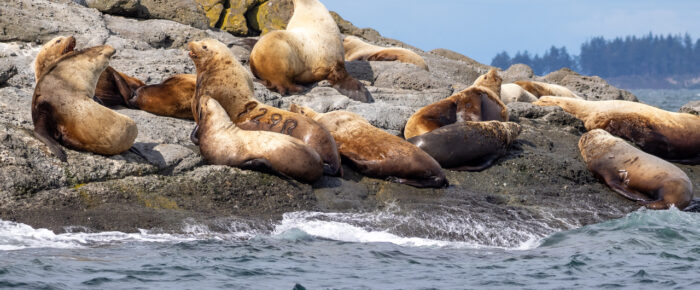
[407,121,522,171]
[514,81,580,99]
[249,0,372,102]
[403,68,508,139]
[32,45,138,161]
[579,129,693,210]
[534,96,700,164]
[192,95,323,183]
[291,105,447,188]
[34,36,145,107]
[129,74,197,119]
[189,38,342,175]
[343,36,429,71]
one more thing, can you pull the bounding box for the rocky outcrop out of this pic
[246,0,293,34]
[680,100,700,115]
[541,68,638,102]
[84,0,209,29]
[1,0,696,239]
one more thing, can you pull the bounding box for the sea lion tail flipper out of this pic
[33,104,66,162]
[240,158,293,181]
[128,146,147,160]
[332,76,373,103]
[110,68,139,108]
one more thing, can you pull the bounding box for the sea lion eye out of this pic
[202,45,207,50]
[56,40,61,43]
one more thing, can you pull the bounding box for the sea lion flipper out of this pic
[387,176,448,188]
[109,68,136,108]
[92,95,105,106]
[33,103,66,162]
[606,179,652,202]
[190,124,200,145]
[240,158,293,180]
[448,156,498,172]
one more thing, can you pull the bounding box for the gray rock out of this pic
[501,64,535,83]
[429,48,493,71]
[542,68,638,102]
[0,59,17,86]
[86,0,208,29]
[680,101,700,115]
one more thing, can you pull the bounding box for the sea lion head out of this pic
[473,68,502,94]
[188,38,231,70]
[501,122,522,144]
[35,36,76,80]
[289,103,319,119]
[578,129,616,162]
[342,36,364,51]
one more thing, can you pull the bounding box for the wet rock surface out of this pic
[0,0,697,239]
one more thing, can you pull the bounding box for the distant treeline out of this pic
[491,33,700,78]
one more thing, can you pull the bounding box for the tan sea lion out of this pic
[235,101,342,176]
[189,38,342,175]
[514,81,580,99]
[291,105,447,188]
[249,0,372,102]
[192,96,323,183]
[343,36,429,71]
[32,45,138,161]
[534,97,700,164]
[579,129,693,210]
[403,68,508,139]
[500,83,538,104]
[34,36,145,107]
[129,74,197,119]
[407,121,521,171]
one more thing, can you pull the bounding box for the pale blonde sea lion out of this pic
[514,80,581,99]
[500,83,538,104]
[535,97,700,164]
[579,129,693,210]
[249,0,372,102]
[343,35,429,71]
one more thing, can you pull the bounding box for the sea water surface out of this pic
[1,207,700,289]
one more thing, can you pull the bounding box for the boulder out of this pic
[246,0,293,35]
[542,68,638,101]
[85,0,209,29]
[500,63,535,83]
[680,100,700,115]
[429,48,492,71]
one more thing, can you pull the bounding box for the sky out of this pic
[324,0,700,65]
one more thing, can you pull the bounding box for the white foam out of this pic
[273,210,544,250]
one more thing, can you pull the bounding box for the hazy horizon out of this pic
[324,0,700,65]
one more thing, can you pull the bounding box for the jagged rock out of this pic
[429,48,493,71]
[680,101,700,115]
[195,0,225,27]
[85,0,209,29]
[542,68,638,101]
[246,0,293,35]
[0,59,17,86]
[501,63,535,83]
[218,0,263,35]
[1,0,109,45]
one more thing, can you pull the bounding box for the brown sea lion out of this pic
[343,36,429,71]
[189,38,342,175]
[32,45,138,161]
[514,81,580,99]
[235,101,342,176]
[403,68,508,139]
[130,74,197,119]
[407,121,521,171]
[192,96,323,183]
[34,36,145,107]
[579,129,693,210]
[534,97,700,164]
[500,83,538,104]
[291,105,447,188]
[249,0,372,102]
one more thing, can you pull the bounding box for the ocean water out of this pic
[630,89,700,111]
[2,207,700,289]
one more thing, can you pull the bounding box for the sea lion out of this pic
[403,68,508,139]
[129,74,197,119]
[343,35,429,71]
[249,0,372,102]
[235,101,342,176]
[192,96,323,183]
[32,45,138,161]
[291,105,447,188]
[34,36,145,107]
[500,83,538,104]
[579,129,693,210]
[407,121,521,171]
[514,81,580,99]
[534,97,700,164]
[189,38,342,175]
